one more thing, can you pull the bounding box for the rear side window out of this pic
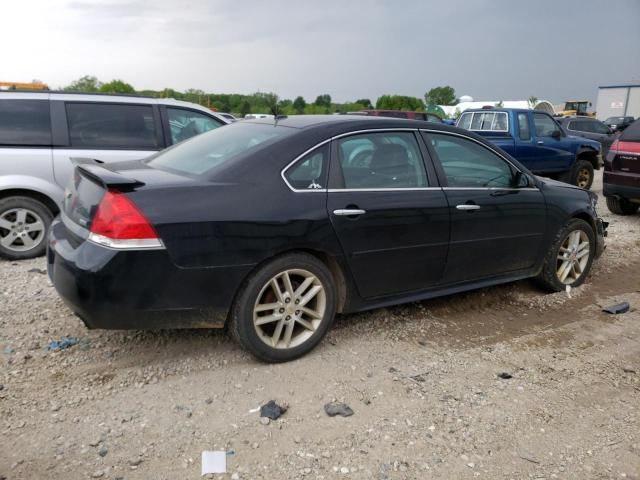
[336,132,427,189]
[459,111,508,131]
[66,103,159,149]
[620,119,640,142]
[284,144,329,190]
[518,113,531,140]
[0,100,51,146]
[166,107,223,145]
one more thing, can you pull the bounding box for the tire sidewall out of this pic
[231,253,337,362]
[0,196,53,260]
[573,160,594,189]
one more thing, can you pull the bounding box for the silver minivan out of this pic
[0,91,230,259]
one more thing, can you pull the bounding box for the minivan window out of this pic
[167,107,223,145]
[0,100,52,146]
[149,122,294,176]
[66,103,160,149]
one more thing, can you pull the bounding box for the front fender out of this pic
[0,175,64,208]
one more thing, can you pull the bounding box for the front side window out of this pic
[428,133,515,188]
[167,107,223,145]
[0,99,51,146]
[336,132,427,189]
[284,144,329,190]
[533,113,561,137]
[66,103,159,149]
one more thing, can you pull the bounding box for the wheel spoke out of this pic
[16,210,27,224]
[558,261,572,282]
[270,278,285,303]
[0,218,13,230]
[281,271,294,297]
[576,249,590,259]
[293,276,314,298]
[271,319,285,346]
[298,285,322,307]
[296,317,315,331]
[283,321,295,347]
[301,306,322,319]
[20,235,36,248]
[255,302,279,313]
[0,234,16,248]
[255,314,282,326]
[27,220,45,233]
[559,246,571,254]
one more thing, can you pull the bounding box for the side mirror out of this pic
[551,129,562,139]
[513,171,530,188]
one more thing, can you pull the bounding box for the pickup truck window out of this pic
[518,113,531,140]
[428,133,514,188]
[457,111,508,132]
[533,113,561,137]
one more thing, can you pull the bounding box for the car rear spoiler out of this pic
[74,161,145,189]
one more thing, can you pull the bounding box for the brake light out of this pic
[88,191,163,250]
[610,139,619,152]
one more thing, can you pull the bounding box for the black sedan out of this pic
[48,116,606,362]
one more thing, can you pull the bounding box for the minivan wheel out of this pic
[229,253,337,362]
[0,196,53,260]
[606,196,639,215]
[536,218,595,292]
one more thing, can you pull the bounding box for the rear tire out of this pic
[568,160,594,189]
[606,197,639,216]
[0,196,53,260]
[537,218,595,292]
[228,253,337,362]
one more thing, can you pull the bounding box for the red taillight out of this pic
[610,139,619,152]
[90,191,158,240]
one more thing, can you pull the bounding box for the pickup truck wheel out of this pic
[536,218,595,292]
[571,160,594,189]
[0,196,53,260]
[606,197,639,215]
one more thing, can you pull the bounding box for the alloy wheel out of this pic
[556,230,591,284]
[0,208,46,253]
[253,269,327,349]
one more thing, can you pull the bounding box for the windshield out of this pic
[605,117,624,124]
[148,122,295,176]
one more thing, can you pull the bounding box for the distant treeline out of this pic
[59,76,460,117]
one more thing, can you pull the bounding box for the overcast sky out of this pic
[2,0,639,104]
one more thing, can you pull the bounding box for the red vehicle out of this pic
[358,109,442,123]
[603,119,640,215]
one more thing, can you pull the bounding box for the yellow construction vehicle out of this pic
[0,82,49,90]
[558,100,594,117]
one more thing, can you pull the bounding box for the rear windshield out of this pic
[148,122,295,176]
[620,119,640,142]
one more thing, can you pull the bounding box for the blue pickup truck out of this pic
[456,108,602,189]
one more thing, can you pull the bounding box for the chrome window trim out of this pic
[328,187,442,193]
[280,138,333,193]
[442,187,540,191]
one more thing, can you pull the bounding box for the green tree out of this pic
[64,75,102,92]
[495,100,504,108]
[100,79,135,94]
[424,86,457,106]
[528,96,538,109]
[355,98,373,109]
[376,95,425,111]
[239,100,251,117]
[314,94,332,108]
[293,96,307,114]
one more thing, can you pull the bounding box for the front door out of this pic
[530,112,575,173]
[422,131,547,284]
[327,130,450,298]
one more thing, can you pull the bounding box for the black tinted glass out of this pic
[0,99,51,146]
[284,144,329,190]
[66,103,159,149]
[620,119,640,142]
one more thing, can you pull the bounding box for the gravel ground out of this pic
[1,171,639,479]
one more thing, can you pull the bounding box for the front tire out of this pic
[0,196,53,260]
[606,197,639,216]
[569,160,594,189]
[537,218,595,292]
[229,253,337,362]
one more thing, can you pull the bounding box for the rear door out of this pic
[422,130,547,283]
[52,101,163,189]
[530,112,575,172]
[327,130,450,298]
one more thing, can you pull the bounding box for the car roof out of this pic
[243,114,450,131]
[461,108,531,114]
[0,90,230,122]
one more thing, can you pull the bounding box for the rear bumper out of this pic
[603,176,640,202]
[47,218,254,330]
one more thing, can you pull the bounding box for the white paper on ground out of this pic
[201,451,226,475]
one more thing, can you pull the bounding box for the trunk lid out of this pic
[611,140,640,174]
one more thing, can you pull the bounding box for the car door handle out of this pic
[333,209,366,216]
[537,140,544,145]
[456,204,481,211]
